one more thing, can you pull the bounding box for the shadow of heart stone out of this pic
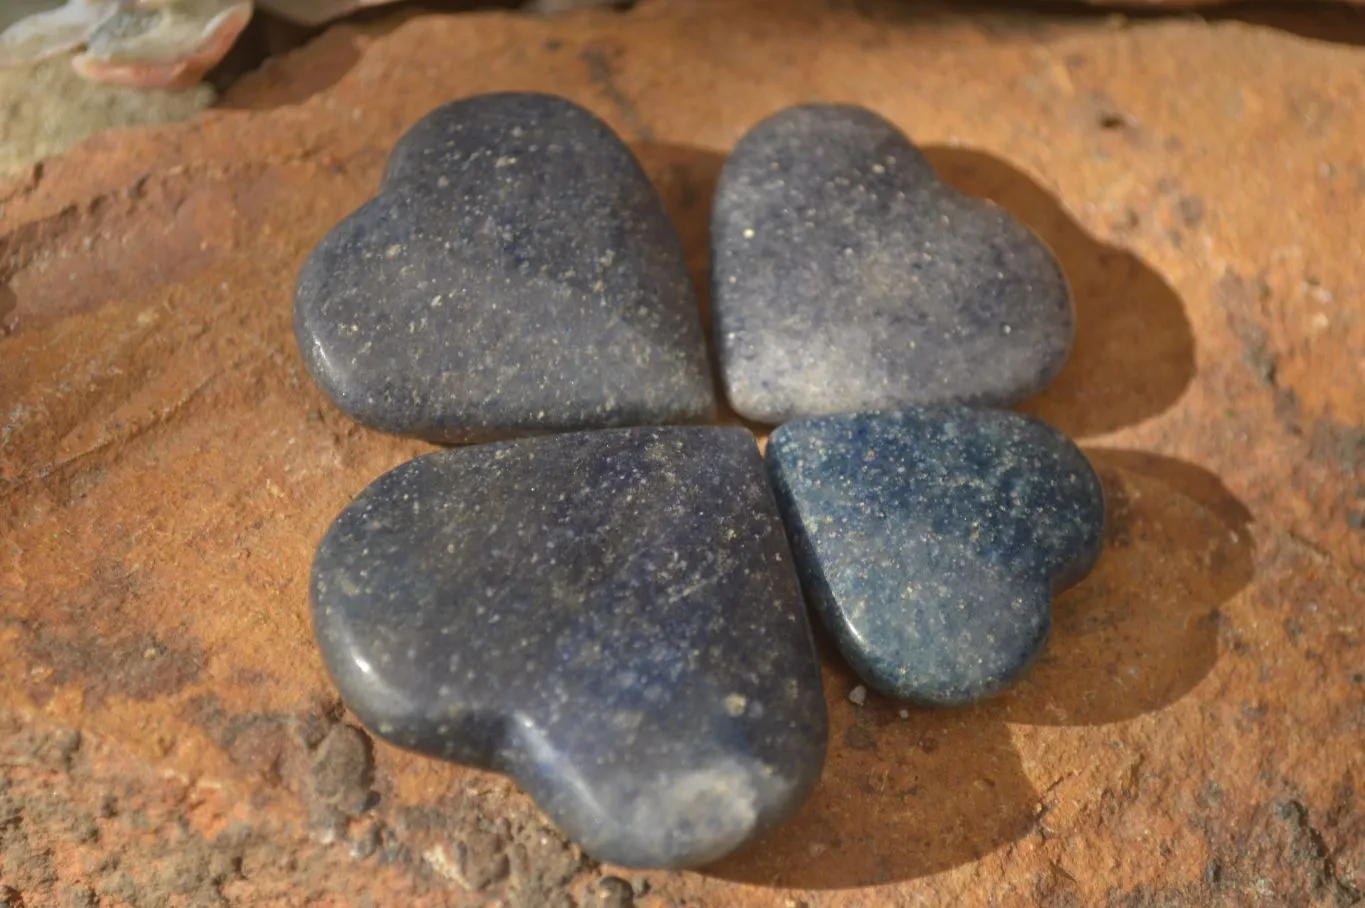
[766,405,1105,706]
[294,92,716,444]
[711,103,1073,426]
[308,426,828,869]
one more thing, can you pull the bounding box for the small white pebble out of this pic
[848,685,867,707]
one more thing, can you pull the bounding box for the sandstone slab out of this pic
[1,1,1362,906]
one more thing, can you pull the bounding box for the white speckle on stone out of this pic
[386,245,401,258]
[593,756,771,866]
[422,845,481,891]
[743,228,756,239]
[724,693,747,716]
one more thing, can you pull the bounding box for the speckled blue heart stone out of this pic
[766,405,1105,706]
[711,103,1074,425]
[309,426,828,869]
[294,92,715,442]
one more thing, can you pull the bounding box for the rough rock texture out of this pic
[712,104,1073,424]
[0,1,1362,905]
[0,54,213,178]
[766,406,1106,706]
[295,92,715,441]
[310,426,827,870]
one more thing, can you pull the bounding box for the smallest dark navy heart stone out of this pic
[766,406,1105,706]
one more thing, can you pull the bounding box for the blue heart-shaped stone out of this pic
[766,406,1105,706]
[310,427,828,868]
[294,92,715,442]
[712,103,1073,424]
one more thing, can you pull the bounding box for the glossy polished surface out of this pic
[767,406,1105,706]
[295,92,715,443]
[310,427,828,868]
[712,103,1074,425]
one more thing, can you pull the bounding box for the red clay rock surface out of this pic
[1,1,1363,905]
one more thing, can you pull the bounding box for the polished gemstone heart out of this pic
[295,92,715,443]
[712,103,1073,425]
[766,405,1105,706]
[310,427,828,868]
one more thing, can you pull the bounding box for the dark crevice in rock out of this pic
[1276,800,1365,906]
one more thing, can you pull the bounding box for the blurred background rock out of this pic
[0,0,622,178]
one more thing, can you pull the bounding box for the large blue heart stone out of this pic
[310,427,828,868]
